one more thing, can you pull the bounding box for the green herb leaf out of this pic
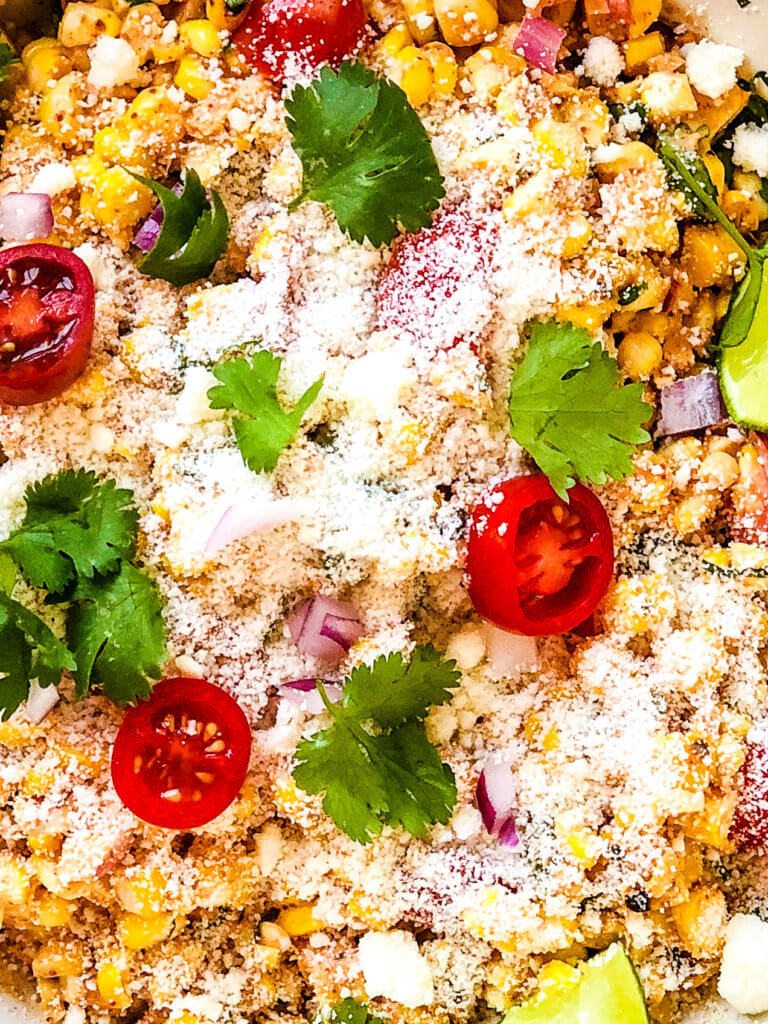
[508,320,651,500]
[0,594,75,721]
[0,553,16,596]
[225,0,249,11]
[618,282,648,306]
[208,352,323,473]
[0,470,139,595]
[133,169,230,287]
[0,42,19,82]
[720,254,764,348]
[67,563,166,705]
[293,646,460,844]
[608,100,647,127]
[285,62,445,246]
[327,1000,386,1024]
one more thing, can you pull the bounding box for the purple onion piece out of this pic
[476,762,517,838]
[656,370,729,438]
[513,16,566,73]
[133,180,184,252]
[279,679,342,715]
[287,595,364,662]
[0,192,53,241]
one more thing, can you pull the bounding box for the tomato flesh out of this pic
[377,204,498,353]
[730,432,768,544]
[0,243,95,406]
[233,0,368,83]
[731,739,768,851]
[466,475,614,636]
[111,678,252,830]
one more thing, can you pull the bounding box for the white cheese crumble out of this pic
[683,40,743,99]
[718,914,768,1014]
[338,349,416,421]
[87,36,141,90]
[358,931,435,1007]
[732,123,768,177]
[582,37,624,87]
[72,243,113,291]
[30,162,77,197]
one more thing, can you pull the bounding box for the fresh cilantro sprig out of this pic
[0,593,75,720]
[508,320,651,500]
[0,42,19,82]
[326,1000,385,1024]
[133,169,230,287]
[658,134,767,350]
[285,62,445,247]
[293,645,460,845]
[208,352,323,473]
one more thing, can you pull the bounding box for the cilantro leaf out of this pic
[133,169,230,287]
[0,553,16,596]
[0,42,19,82]
[508,320,651,500]
[0,594,75,721]
[208,352,323,473]
[285,62,445,246]
[0,470,139,595]
[67,563,166,705]
[328,1000,385,1024]
[293,646,460,844]
[618,282,648,306]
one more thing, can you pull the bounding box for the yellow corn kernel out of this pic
[555,814,601,866]
[433,0,499,47]
[464,46,525,99]
[118,911,174,950]
[96,964,130,1009]
[379,23,413,58]
[22,39,70,93]
[422,42,458,96]
[622,31,664,72]
[0,720,38,748]
[537,961,581,995]
[679,793,737,850]
[32,944,84,979]
[681,224,747,288]
[672,492,720,535]
[35,891,75,928]
[179,19,222,57]
[206,0,248,30]
[694,85,749,139]
[733,169,768,221]
[171,1014,199,1024]
[38,73,82,147]
[640,71,697,122]
[276,904,325,936]
[397,47,434,107]
[702,153,726,196]
[259,921,292,950]
[402,0,438,43]
[21,37,59,65]
[59,2,122,46]
[622,259,669,312]
[27,832,63,857]
[126,87,185,144]
[603,573,677,634]
[93,123,152,174]
[555,299,617,331]
[22,764,57,797]
[721,189,760,234]
[560,213,592,257]
[671,886,727,959]
[502,172,553,219]
[618,331,662,379]
[119,3,164,63]
[542,727,560,753]
[532,119,588,177]
[631,311,669,338]
[75,156,154,234]
[559,94,610,148]
[114,868,167,917]
[593,140,660,180]
[174,54,214,100]
[0,853,31,906]
[627,0,662,37]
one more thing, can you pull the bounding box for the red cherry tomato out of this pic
[111,678,252,830]
[233,0,367,83]
[731,739,768,851]
[0,243,95,407]
[730,432,768,544]
[377,204,498,352]
[466,475,614,636]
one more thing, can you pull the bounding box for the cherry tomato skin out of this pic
[111,678,252,830]
[466,475,615,636]
[0,243,95,406]
[233,0,368,83]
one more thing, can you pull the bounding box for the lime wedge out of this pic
[502,945,649,1024]
[719,260,768,430]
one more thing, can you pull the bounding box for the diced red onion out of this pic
[656,370,728,438]
[133,181,183,252]
[476,761,518,846]
[205,500,305,555]
[513,17,566,74]
[287,595,364,662]
[0,192,53,241]
[280,678,342,715]
[481,623,538,679]
[23,682,59,724]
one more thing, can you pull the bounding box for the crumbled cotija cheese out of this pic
[732,123,768,177]
[358,931,435,1007]
[683,40,744,99]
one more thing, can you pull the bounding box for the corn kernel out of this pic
[118,911,174,949]
[693,85,748,139]
[32,944,84,979]
[618,331,662,378]
[502,172,554,219]
[276,904,325,936]
[27,832,62,857]
[379,23,413,58]
[682,224,747,288]
[721,189,760,233]
[679,793,737,850]
[555,299,617,330]
[97,964,130,1009]
[0,853,32,906]
[537,961,581,995]
[593,140,660,180]
[559,94,610,148]
[532,118,588,177]
[120,3,164,63]
[422,42,458,96]
[699,451,740,488]
[397,47,434,107]
[561,212,593,257]
[402,0,438,43]
[627,0,663,36]
[640,71,697,122]
[174,54,214,100]
[733,169,768,221]
[126,86,185,144]
[114,868,167,917]
[672,492,720,535]
[38,73,83,147]
[93,123,152,174]
[59,3,122,46]
[434,0,499,47]
[179,19,222,57]
[22,39,70,93]
[622,31,664,72]
[35,892,75,928]
[206,0,248,30]
[671,886,726,958]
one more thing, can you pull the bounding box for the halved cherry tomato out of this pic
[731,738,768,851]
[111,678,252,830]
[233,0,368,84]
[0,243,95,406]
[730,432,768,544]
[466,475,614,636]
[377,204,498,352]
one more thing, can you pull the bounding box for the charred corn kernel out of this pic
[618,331,662,378]
[555,299,616,331]
[402,0,438,42]
[502,171,553,219]
[174,54,214,100]
[27,833,62,857]
[537,961,581,994]
[422,42,457,95]
[532,119,588,177]
[702,153,725,196]
[561,213,592,257]
[671,886,726,958]
[96,965,130,1009]
[206,0,247,30]
[640,72,697,121]
[682,224,747,288]
[680,793,737,850]
[127,87,185,143]
[75,156,154,234]
[593,140,659,179]
[623,31,664,71]
[721,189,760,233]
[694,85,748,139]
[464,46,525,99]
[38,73,82,147]
[559,94,610,148]
[733,169,768,221]
[118,911,174,949]
[277,904,325,936]
[32,945,84,979]
[699,450,740,488]
[433,0,498,47]
[114,868,167,917]
[397,46,434,107]
[59,2,121,45]
[0,853,31,906]
[120,3,164,63]
[379,23,413,57]
[22,40,70,93]
[672,492,720,535]
[179,19,222,56]
[627,0,662,37]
